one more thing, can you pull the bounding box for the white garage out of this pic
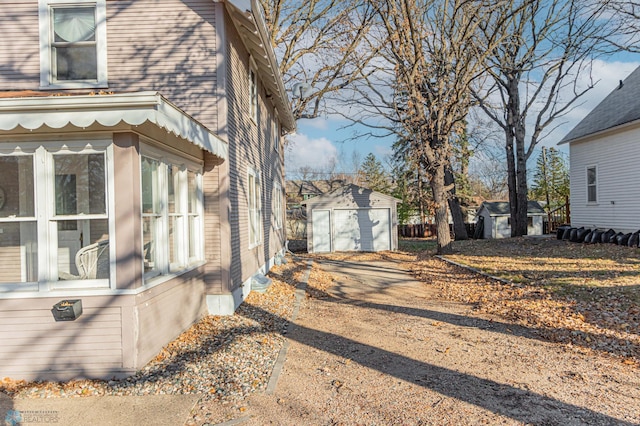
[303,184,399,253]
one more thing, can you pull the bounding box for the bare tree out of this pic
[343,0,507,253]
[259,0,380,120]
[474,0,617,236]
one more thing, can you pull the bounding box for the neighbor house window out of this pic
[39,0,108,88]
[273,182,283,230]
[248,167,262,247]
[0,142,112,292]
[141,150,203,280]
[249,65,258,122]
[587,166,597,203]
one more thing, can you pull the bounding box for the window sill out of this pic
[248,242,263,250]
[40,81,109,90]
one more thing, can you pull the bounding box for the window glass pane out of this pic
[588,186,597,203]
[0,156,34,218]
[189,216,198,259]
[587,167,596,185]
[0,222,37,283]
[168,165,179,214]
[53,7,96,42]
[141,157,160,214]
[57,219,109,280]
[143,216,158,275]
[188,171,197,213]
[169,215,182,271]
[54,153,105,215]
[54,45,98,81]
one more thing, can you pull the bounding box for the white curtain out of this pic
[53,7,95,43]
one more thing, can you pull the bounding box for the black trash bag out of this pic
[619,233,632,246]
[582,230,593,244]
[576,227,588,243]
[591,229,603,244]
[557,225,571,240]
[602,229,616,244]
[563,227,574,241]
[569,228,579,242]
[628,231,640,248]
[611,232,624,244]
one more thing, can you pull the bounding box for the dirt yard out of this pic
[211,238,640,425]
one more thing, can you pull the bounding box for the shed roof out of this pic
[560,65,640,144]
[480,201,546,216]
[302,183,400,206]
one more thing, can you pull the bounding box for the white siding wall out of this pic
[570,127,640,233]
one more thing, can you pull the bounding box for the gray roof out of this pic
[560,66,640,144]
[480,201,546,216]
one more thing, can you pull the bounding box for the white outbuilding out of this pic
[303,184,399,253]
[476,201,546,239]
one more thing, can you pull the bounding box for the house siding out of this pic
[224,11,285,294]
[569,126,640,233]
[0,2,40,87]
[0,297,125,381]
[134,268,207,368]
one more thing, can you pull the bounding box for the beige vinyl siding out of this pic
[569,126,640,232]
[0,301,124,380]
[224,11,285,292]
[0,2,40,88]
[203,152,223,293]
[135,269,206,367]
[107,0,219,130]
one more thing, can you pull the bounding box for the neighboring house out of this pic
[304,184,399,253]
[286,179,346,208]
[0,0,294,381]
[559,66,640,233]
[476,201,546,239]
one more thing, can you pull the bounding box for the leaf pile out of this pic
[413,238,639,364]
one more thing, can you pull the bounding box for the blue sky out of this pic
[285,57,640,178]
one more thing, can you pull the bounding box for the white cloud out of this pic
[285,133,338,174]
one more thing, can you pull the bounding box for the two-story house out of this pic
[0,0,294,381]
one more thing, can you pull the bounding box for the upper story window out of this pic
[249,65,258,122]
[587,165,597,203]
[39,0,108,88]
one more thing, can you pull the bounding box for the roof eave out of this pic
[226,0,296,133]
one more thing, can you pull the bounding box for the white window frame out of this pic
[248,60,258,123]
[38,0,108,89]
[248,167,262,248]
[0,139,115,293]
[140,144,204,282]
[273,114,280,153]
[586,165,597,204]
[273,182,283,230]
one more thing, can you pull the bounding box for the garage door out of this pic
[311,210,331,253]
[333,209,390,252]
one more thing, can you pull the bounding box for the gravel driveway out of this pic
[232,257,639,425]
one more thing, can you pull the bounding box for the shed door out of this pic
[312,209,331,253]
[334,209,390,252]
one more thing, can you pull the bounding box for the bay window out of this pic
[0,143,112,291]
[141,151,203,280]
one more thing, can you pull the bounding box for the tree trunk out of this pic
[505,128,518,238]
[431,165,452,254]
[514,111,528,237]
[445,166,468,240]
